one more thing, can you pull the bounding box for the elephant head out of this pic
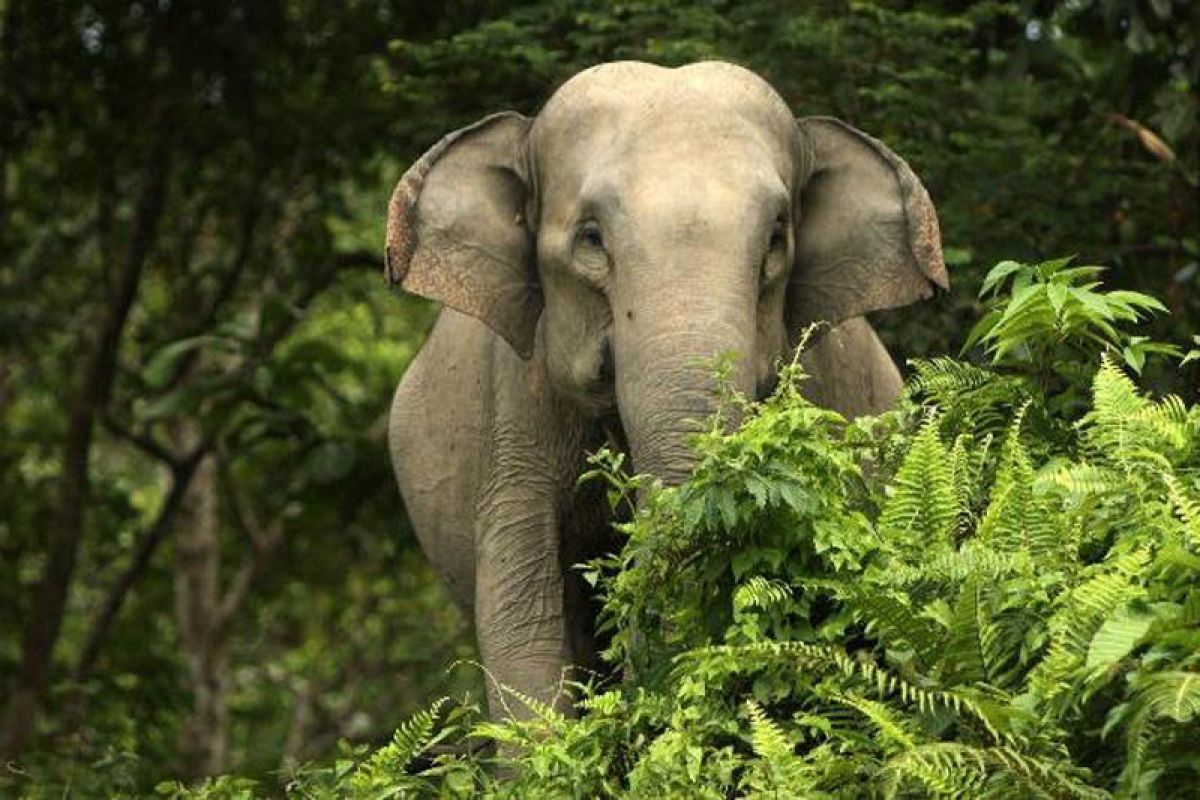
[386,61,945,484]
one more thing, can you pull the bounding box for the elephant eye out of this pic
[768,219,787,251]
[578,221,605,251]
[761,219,788,290]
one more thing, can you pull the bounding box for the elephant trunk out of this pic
[614,282,757,486]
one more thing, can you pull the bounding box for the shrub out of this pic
[166,260,1199,798]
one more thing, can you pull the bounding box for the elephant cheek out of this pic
[546,326,616,417]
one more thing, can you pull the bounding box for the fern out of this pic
[878,414,960,548]
[881,743,1108,800]
[883,541,1027,588]
[942,577,999,686]
[842,587,944,671]
[908,357,1034,438]
[830,693,917,753]
[733,576,793,612]
[1118,670,1200,792]
[976,409,1062,560]
[1165,472,1200,549]
[1028,549,1151,710]
[743,701,784,755]
[349,697,449,794]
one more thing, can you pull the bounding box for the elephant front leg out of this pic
[474,490,575,721]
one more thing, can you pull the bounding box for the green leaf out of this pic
[961,309,1002,355]
[1036,255,1077,275]
[1047,283,1069,317]
[979,260,1024,298]
[1106,291,1168,314]
[141,336,220,389]
[1085,604,1156,671]
[1122,345,1147,375]
[303,441,357,484]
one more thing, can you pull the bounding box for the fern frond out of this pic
[1042,463,1120,499]
[498,685,569,726]
[1119,670,1200,790]
[844,587,943,671]
[884,541,1027,589]
[734,576,793,612]
[977,411,1063,561]
[907,358,1035,437]
[879,742,990,798]
[881,743,1108,800]
[1165,472,1200,549]
[1028,549,1151,706]
[745,699,792,761]
[350,697,449,790]
[829,692,917,754]
[879,415,959,548]
[682,641,1016,744]
[942,577,1012,688]
[948,433,990,537]
[1078,358,1195,469]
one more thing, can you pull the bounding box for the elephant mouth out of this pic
[563,333,618,418]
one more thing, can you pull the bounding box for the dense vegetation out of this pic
[1,0,1196,795]
[150,258,1200,797]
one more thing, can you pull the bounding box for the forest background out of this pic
[0,0,1196,792]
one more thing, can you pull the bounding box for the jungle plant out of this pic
[163,260,1199,798]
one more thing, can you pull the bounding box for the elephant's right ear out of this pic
[386,112,540,358]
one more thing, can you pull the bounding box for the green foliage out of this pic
[966,256,1177,379]
[158,263,1200,797]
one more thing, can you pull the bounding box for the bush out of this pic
[162,260,1200,798]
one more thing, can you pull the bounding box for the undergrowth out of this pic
[161,258,1200,798]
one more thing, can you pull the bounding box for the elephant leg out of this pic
[474,478,575,719]
[471,327,595,720]
[800,316,904,418]
[396,312,599,720]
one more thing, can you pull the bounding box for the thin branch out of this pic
[161,181,263,394]
[206,173,264,317]
[282,680,314,764]
[213,524,283,644]
[218,459,274,551]
[71,449,206,685]
[102,411,180,468]
[212,462,285,642]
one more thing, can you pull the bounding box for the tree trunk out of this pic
[0,138,170,758]
[173,426,228,779]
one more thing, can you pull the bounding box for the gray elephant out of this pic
[385,62,946,719]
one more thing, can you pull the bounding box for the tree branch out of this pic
[71,448,205,685]
[102,411,180,468]
[162,179,265,393]
[213,472,284,643]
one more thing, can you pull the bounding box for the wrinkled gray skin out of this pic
[386,62,947,719]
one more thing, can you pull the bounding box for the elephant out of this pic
[385,61,946,719]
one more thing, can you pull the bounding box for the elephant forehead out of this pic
[534,61,795,147]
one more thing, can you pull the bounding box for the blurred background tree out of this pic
[0,0,1194,792]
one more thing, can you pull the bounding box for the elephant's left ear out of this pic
[788,117,948,336]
